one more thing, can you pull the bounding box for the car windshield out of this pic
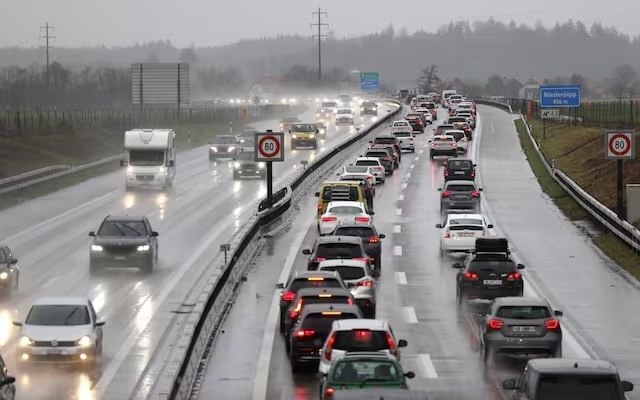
[496,306,551,319]
[537,375,620,400]
[469,260,516,273]
[338,109,351,114]
[129,150,164,166]
[434,137,454,142]
[328,206,363,215]
[448,160,473,170]
[446,184,475,191]
[393,132,411,137]
[317,243,363,258]
[451,131,465,141]
[320,265,366,280]
[292,124,316,132]
[334,226,375,238]
[365,151,389,158]
[362,102,376,107]
[290,279,342,291]
[98,220,147,236]
[356,160,379,166]
[332,360,400,383]
[322,102,337,108]
[26,305,90,326]
[237,151,256,161]
[450,218,482,225]
[332,330,389,351]
[374,138,396,144]
[393,122,409,126]
[214,136,236,144]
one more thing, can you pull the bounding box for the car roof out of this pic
[447,213,483,220]
[315,235,363,245]
[33,297,89,306]
[333,318,388,331]
[528,358,618,375]
[492,296,549,307]
[292,270,341,279]
[355,157,382,163]
[445,179,476,185]
[300,303,362,317]
[327,201,365,208]
[334,222,375,230]
[319,259,368,268]
[295,287,352,297]
[104,215,145,222]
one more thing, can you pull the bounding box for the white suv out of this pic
[354,158,386,183]
[318,319,408,374]
[391,130,415,152]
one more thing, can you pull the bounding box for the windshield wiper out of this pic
[121,223,144,236]
[63,307,81,325]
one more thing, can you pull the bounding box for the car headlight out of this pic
[258,162,266,169]
[228,146,235,151]
[234,162,241,169]
[211,146,218,152]
[158,166,166,172]
[77,336,92,348]
[137,244,150,252]
[292,135,297,139]
[91,244,103,252]
[127,166,134,175]
[0,272,8,280]
[310,134,315,139]
[19,336,32,347]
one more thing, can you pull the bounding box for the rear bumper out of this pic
[441,237,478,252]
[430,149,457,156]
[460,286,523,300]
[441,200,479,211]
[486,334,562,356]
[234,169,265,177]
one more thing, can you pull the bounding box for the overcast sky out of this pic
[2,0,640,47]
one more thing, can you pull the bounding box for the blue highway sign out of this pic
[360,72,379,92]
[539,85,581,108]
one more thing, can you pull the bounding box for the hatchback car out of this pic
[331,223,385,275]
[14,297,105,366]
[318,260,376,317]
[303,236,370,271]
[319,202,372,236]
[208,135,239,160]
[89,215,159,273]
[0,246,19,297]
[439,180,482,214]
[429,135,457,158]
[371,136,402,161]
[444,159,476,181]
[392,131,415,152]
[436,213,493,254]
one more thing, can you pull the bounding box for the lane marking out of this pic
[406,172,412,178]
[419,353,439,379]
[414,156,419,161]
[40,276,60,289]
[393,225,401,234]
[398,194,405,201]
[402,306,418,324]
[401,183,408,189]
[395,208,403,216]
[395,272,407,285]
[409,164,415,170]
[393,245,403,256]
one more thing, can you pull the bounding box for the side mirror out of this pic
[502,379,517,390]
[517,263,526,270]
[120,160,128,167]
[9,258,18,264]
[621,381,634,392]
[451,262,462,269]
[404,371,416,379]
[88,231,96,237]
[435,223,443,228]
[478,188,484,191]
[12,321,22,327]
[378,234,386,239]
[95,321,106,327]
[151,231,159,237]
[437,188,442,192]
[275,283,284,289]
[314,192,320,197]
[288,130,292,133]
[487,224,494,229]
[398,339,408,348]
[554,310,564,317]
[368,211,375,215]
[167,160,175,167]
[302,249,312,255]
[316,129,320,133]
[0,377,15,387]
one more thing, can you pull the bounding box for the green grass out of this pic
[515,119,640,281]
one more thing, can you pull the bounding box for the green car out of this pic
[319,352,415,400]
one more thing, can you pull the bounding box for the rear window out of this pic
[301,295,350,305]
[322,187,359,201]
[320,266,366,280]
[537,375,620,400]
[496,306,551,319]
[332,330,389,351]
[290,278,342,291]
[446,184,475,191]
[448,160,473,170]
[451,132,465,141]
[450,217,482,225]
[302,313,359,329]
[317,243,363,258]
[434,137,454,142]
[355,160,379,166]
[469,260,516,273]
[393,132,411,137]
[450,225,483,231]
[374,138,395,144]
[328,206,363,215]
[345,166,369,173]
[365,151,389,158]
[333,226,375,238]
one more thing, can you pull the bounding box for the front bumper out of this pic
[335,119,354,124]
[126,173,168,189]
[441,200,479,212]
[234,168,265,177]
[90,250,152,269]
[19,345,96,363]
[291,139,317,148]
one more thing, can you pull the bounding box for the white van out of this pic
[121,129,176,191]
[441,89,457,107]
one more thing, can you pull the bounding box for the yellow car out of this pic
[290,123,319,149]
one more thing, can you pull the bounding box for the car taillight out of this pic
[357,279,373,287]
[295,329,316,338]
[385,332,397,356]
[463,271,479,281]
[507,272,522,281]
[347,298,354,305]
[321,216,337,222]
[324,333,336,361]
[471,171,475,177]
[281,291,296,302]
[353,257,369,263]
[444,230,451,238]
[317,204,324,213]
[444,170,449,177]
[355,216,370,223]
[471,191,480,197]
[441,190,451,198]
[488,318,503,330]
[368,235,379,243]
[545,318,560,331]
[323,387,335,400]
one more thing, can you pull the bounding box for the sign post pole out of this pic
[617,159,624,219]
[267,161,273,209]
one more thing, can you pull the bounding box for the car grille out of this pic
[33,340,76,347]
[104,245,137,255]
[136,175,155,181]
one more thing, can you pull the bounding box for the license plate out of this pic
[114,256,126,261]
[454,171,465,174]
[47,349,64,355]
[483,280,502,285]
[458,232,475,237]
[512,326,536,333]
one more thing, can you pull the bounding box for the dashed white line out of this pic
[406,172,412,178]
[395,208,403,216]
[414,156,419,161]
[398,194,405,201]
[401,183,408,189]
[402,306,418,323]
[409,164,415,170]
[41,276,60,289]
[393,245,403,256]
[393,225,402,234]
[395,271,407,285]
[419,354,439,379]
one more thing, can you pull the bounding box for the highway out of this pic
[199,105,640,400]
[0,104,398,400]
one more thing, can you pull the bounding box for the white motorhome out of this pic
[441,89,457,107]
[122,129,176,191]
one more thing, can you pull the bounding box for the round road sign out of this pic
[257,135,281,159]
[609,133,632,157]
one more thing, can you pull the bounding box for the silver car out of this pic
[480,297,563,364]
[438,180,482,214]
[318,259,376,318]
[429,134,457,158]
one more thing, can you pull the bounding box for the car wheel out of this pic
[89,263,100,275]
[279,315,285,334]
[456,288,465,307]
[429,152,434,159]
[483,343,493,364]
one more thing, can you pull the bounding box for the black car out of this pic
[372,136,402,162]
[289,304,363,370]
[331,223,385,275]
[452,238,525,305]
[208,135,239,160]
[283,287,355,341]
[0,246,19,296]
[444,159,476,181]
[89,215,159,273]
[303,236,370,271]
[276,271,348,333]
[363,150,394,174]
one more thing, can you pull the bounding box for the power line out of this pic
[40,22,56,88]
[311,8,328,81]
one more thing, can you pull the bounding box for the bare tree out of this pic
[418,65,441,94]
[608,64,639,97]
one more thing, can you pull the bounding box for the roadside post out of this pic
[605,130,636,219]
[255,130,285,208]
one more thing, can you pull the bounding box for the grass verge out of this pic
[514,118,640,281]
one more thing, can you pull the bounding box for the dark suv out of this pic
[503,358,634,400]
[209,135,239,160]
[452,238,525,304]
[444,159,476,181]
[303,236,369,271]
[372,136,401,162]
[89,216,159,273]
[0,246,19,296]
[331,223,385,276]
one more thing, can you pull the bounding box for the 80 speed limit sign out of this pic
[254,131,285,162]
[605,130,635,159]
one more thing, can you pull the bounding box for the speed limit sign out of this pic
[255,131,285,162]
[605,130,635,159]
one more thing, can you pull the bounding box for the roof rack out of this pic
[473,238,510,254]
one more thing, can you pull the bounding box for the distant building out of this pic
[519,79,542,100]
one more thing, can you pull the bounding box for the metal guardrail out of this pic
[473,98,513,113]
[0,154,123,194]
[158,101,403,400]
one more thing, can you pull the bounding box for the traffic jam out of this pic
[274,91,635,400]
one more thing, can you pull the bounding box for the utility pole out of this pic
[311,8,328,81]
[40,22,56,89]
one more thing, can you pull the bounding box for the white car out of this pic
[335,108,354,125]
[339,166,377,185]
[318,201,372,235]
[14,297,105,365]
[390,120,411,130]
[392,130,415,152]
[445,129,469,152]
[354,157,386,183]
[318,319,408,374]
[435,213,493,254]
[415,108,434,124]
